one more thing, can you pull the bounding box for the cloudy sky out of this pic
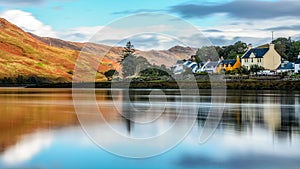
[0,0,300,50]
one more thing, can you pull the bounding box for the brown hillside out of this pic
[0,18,196,82]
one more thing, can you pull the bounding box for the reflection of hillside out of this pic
[0,89,127,153]
[0,89,78,153]
[2,89,300,154]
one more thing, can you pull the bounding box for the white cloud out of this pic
[0,10,57,37]
[1,10,299,49]
[1,130,53,165]
[59,26,104,42]
[199,16,300,46]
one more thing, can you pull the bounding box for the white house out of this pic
[295,53,300,73]
[200,61,219,73]
[276,61,294,74]
[241,43,281,70]
[172,59,220,74]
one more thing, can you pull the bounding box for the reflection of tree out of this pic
[196,90,300,141]
[121,90,133,134]
[275,93,299,140]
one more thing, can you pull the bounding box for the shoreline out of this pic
[16,80,300,90]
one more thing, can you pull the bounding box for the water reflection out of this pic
[0,88,300,169]
[198,90,300,141]
[0,88,77,153]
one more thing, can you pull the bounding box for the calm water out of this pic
[0,88,300,169]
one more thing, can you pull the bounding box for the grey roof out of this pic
[277,62,294,70]
[183,61,201,73]
[204,61,219,68]
[242,48,269,59]
[220,60,236,66]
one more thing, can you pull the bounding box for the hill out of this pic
[0,18,196,83]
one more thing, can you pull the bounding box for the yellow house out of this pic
[241,44,281,70]
[217,57,241,73]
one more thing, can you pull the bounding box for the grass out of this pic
[0,27,82,82]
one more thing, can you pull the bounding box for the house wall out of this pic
[295,64,300,73]
[216,58,241,73]
[262,44,281,70]
[227,58,241,71]
[242,57,263,69]
[241,58,248,69]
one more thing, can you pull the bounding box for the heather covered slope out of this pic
[0,18,195,83]
[0,18,78,82]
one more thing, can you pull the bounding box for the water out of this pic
[0,88,300,169]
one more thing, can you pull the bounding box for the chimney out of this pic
[248,43,252,50]
[269,43,275,50]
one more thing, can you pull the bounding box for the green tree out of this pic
[215,46,225,58]
[250,64,264,75]
[239,66,250,75]
[2,77,13,84]
[195,46,219,62]
[272,37,291,61]
[223,41,247,59]
[104,69,118,81]
[290,40,300,61]
[191,54,202,68]
[139,67,169,77]
[120,41,137,77]
[234,41,248,54]
[135,56,151,70]
[16,75,25,84]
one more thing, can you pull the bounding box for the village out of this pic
[173,43,300,78]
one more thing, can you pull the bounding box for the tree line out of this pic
[105,37,300,80]
[104,41,170,81]
[0,75,51,85]
[195,37,300,61]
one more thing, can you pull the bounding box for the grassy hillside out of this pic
[0,18,196,84]
[0,18,118,83]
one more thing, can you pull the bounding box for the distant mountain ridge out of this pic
[0,18,196,82]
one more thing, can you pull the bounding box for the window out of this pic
[251,58,253,63]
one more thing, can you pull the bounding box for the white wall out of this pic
[295,64,300,73]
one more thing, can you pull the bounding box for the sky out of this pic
[0,0,300,50]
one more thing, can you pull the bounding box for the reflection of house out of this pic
[217,57,241,73]
[241,44,281,70]
[263,96,281,131]
[276,61,294,73]
[295,53,300,73]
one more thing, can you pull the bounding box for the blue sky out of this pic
[0,0,300,49]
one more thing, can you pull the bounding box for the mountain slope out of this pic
[31,34,197,67]
[0,18,79,82]
[0,18,196,83]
